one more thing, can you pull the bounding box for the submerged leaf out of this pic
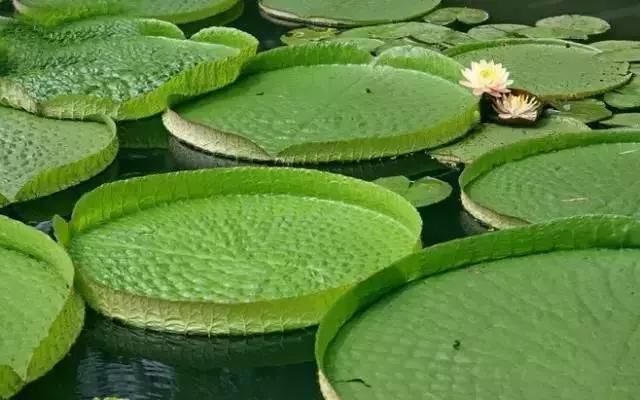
[374,176,452,208]
[423,7,489,26]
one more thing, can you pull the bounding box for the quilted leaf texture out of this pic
[460,130,640,228]
[15,0,240,25]
[0,106,117,207]
[164,42,480,163]
[58,168,422,335]
[0,216,84,399]
[317,215,640,400]
[0,17,258,120]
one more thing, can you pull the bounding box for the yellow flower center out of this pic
[480,68,497,80]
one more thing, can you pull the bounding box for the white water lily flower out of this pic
[493,93,541,121]
[460,60,513,97]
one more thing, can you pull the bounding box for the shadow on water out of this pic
[5,0,640,398]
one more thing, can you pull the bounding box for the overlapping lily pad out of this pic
[55,168,422,335]
[447,39,631,100]
[0,216,84,399]
[339,22,473,48]
[0,17,258,120]
[0,107,118,207]
[373,176,452,208]
[430,115,589,165]
[601,113,640,127]
[467,24,529,40]
[14,0,240,25]
[164,43,479,163]
[592,40,640,62]
[549,99,612,123]
[317,215,640,400]
[423,7,489,26]
[258,0,441,27]
[460,131,640,229]
[604,78,640,109]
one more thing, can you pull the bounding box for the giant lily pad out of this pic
[430,115,589,165]
[0,17,258,120]
[447,39,631,100]
[0,215,84,399]
[14,0,239,25]
[0,107,117,207]
[258,0,441,27]
[55,168,422,335]
[164,43,479,163]
[460,131,640,229]
[317,215,640,400]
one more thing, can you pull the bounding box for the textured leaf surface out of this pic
[317,216,640,400]
[549,99,612,123]
[166,43,479,163]
[0,18,258,120]
[373,176,452,208]
[15,0,239,25]
[0,107,117,206]
[448,39,631,100]
[601,113,640,127]
[423,7,488,26]
[604,78,640,109]
[62,168,422,334]
[536,14,611,35]
[430,116,589,164]
[592,40,640,62]
[258,0,441,27]
[460,131,640,228]
[0,216,84,399]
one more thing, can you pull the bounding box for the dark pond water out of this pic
[3,0,639,398]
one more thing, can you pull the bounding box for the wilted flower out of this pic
[492,92,541,121]
[460,60,513,97]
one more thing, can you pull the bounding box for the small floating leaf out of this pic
[340,22,437,40]
[61,168,423,335]
[549,98,612,123]
[592,40,640,62]
[430,116,589,165]
[280,27,339,45]
[536,14,610,36]
[258,0,442,27]
[460,131,640,228]
[467,24,529,40]
[423,7,489,26]
[410,23,475,47]
[373,176,452,208]
[518,26,589,40]
[601,113,640,127]
[604,78,640,109]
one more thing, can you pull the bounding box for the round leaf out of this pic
[460,131,640,229]
[62,168,423,335]
[536,14,610,35]
[280,27,339,45]
[423,7,489,26]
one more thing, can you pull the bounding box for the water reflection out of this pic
[17,312,322,400]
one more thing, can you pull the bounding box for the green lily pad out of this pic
[460,131,640,229]
[601,113,640,128]
[467,24,529,40]
[280,27,339,45]
[56,168,422,335]
[117,117,169,149]
[0,17,258,120]
[518,26,589,40]
[410,24,475,47]
[373,176,452,208]
[258,0,441,27]
[430,116,589,165]
[592,40,640,62]
[165,43,479,163]
[317,215,640,400]
[536,14,610,36]
[549,98,612,123]
[14,0,239,25]
[0,107,118,207]
[0,215,84,399]
[447,39,631,100]
[339,22,438,40]
[372,45,465,83]
[604,78,640,109]
[423,7,489,26]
